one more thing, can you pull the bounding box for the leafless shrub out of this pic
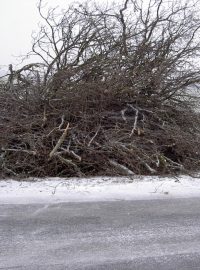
[1,0,200,178]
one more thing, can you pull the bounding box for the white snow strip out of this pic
[0,175,200,204]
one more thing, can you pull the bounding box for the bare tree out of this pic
[28,0,200,103]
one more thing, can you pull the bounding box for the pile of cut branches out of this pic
[1,0,200,178]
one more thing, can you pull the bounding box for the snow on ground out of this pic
[0,175,200,204]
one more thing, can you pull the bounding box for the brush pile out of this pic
[1,0,200,178]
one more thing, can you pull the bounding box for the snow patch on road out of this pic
[0,175,200,204]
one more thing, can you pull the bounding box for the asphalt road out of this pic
[1,198,200,270]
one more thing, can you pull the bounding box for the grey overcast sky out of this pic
[0,0,78,70]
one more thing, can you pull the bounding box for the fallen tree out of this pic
[1,0,200,178]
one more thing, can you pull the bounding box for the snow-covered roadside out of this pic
[0,175,200,204]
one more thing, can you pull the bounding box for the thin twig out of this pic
[121,108,127,122]
[58,115,65,130]
[127,104,139,137]
[49,122,69,158]
[88,126,101,147]
[2,148,37,155]
[109,159,135,175]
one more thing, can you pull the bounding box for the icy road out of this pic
[1,176,200,269]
